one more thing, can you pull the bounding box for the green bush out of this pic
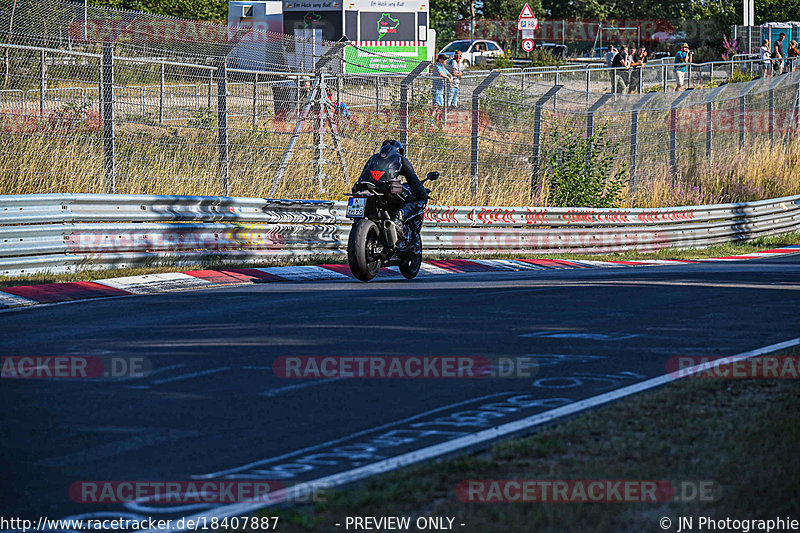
[545,125,626,208]
[729,68,758,83]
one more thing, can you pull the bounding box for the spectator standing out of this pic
[611,45,630,94]
[628,46,647,93]
[773,32,786,75]
[759,39,772,77]
[432,53,453,119]
[674,43,692,91]
[446,51,464,107]
[605,46,618,92]
[788,40,800,72]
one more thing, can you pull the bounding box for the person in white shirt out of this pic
[446,51,465,107]
[760,39,772,77]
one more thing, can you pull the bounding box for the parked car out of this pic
[535,42,568,59]
[439,39,505,67]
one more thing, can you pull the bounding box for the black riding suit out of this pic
[357,146,428,220]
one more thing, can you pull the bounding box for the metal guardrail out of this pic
[0,193,798,276]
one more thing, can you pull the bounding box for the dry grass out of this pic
[1,109,799,207]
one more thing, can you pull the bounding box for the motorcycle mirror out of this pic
[426,171,440,181]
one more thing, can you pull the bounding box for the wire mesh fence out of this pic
[1,0,799,208]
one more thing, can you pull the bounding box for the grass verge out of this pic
[0,232,797,289]
[258,346,800,532]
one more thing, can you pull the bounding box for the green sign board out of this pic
[344,44,427,73]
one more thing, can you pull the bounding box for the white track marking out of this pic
[143,337,800,531]
[257,266,349,281]
[149,367,231,385]
[0,291,37,308]
[260,378,343,397]
[94,273,214,294]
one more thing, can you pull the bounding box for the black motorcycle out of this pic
[345,171,440,281]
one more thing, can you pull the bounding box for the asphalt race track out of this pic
[2,255,800,528]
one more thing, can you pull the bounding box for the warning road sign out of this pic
[518,3,535,19]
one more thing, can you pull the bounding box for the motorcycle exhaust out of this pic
[383,220,399,248]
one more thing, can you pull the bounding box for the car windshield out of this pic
[441,41,472,53]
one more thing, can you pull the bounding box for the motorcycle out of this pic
[345,171,440,281]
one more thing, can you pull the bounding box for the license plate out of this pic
[346,197,366,218]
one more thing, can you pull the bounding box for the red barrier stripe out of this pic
[2,281,131,303]
[183,269,285,284]
[225,268,287,281]
[319,264,399,277]
[516,259,579,269]
[425,259,493,273]
[544,259,591,268]
[183,270,250,284]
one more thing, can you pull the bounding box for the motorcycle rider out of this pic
[356,139,428,231]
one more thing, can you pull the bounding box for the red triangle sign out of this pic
[518,2,534,19]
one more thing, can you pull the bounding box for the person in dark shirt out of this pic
[628,46,647,93]
[611,45,629,93]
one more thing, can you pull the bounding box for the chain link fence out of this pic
[1,0,799,207]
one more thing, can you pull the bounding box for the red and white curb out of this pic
[1,245,799,310]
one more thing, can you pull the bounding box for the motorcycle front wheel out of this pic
[399,233,422,279]
[347,218,382,281]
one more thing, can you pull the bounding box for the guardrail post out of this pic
[101,43,115,193]
[470,71,500,199]
[398,61,430,157]
[39,50,46,115]
[661,64,667,92]
[216,57,229,196]
[630,92,656,192]
[159,62,165,125]
[530,85,562,201]
[669,89,693,179]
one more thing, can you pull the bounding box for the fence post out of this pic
[398,61,430,157]
[790,81,800,144]
[737,79,759,149]
[769,87,775,144]
[470,72,500,199]
[585,68,591,104]
[159,62,165,125]
[101,43,115,194]
[586,93,613,140]
[252,72,258,130]
[216,57,229,196]
[530,85,562,201]
[669,89,693,179]
[375,79,380,112]
[662,64,667,92]
[207,68,213,108]
[766,75,786,144]
[629,92,656,192]
[39,50,46,116]
[312,70,328,194]
[704,84,728,162]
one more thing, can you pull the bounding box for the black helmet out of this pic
[381,139,404,156]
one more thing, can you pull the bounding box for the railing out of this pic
[1,193,798,277]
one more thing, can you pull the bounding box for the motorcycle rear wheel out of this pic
[399,233,422,279]
[348,219,382,281]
